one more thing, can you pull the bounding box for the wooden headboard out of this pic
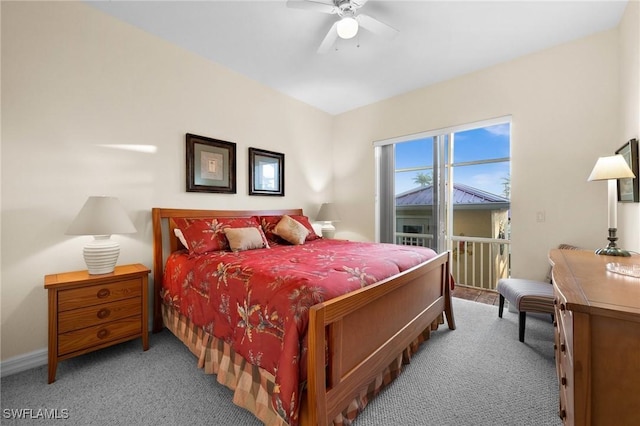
[151,207,303,332]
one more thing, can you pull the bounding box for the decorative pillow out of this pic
[173,217,269,254]
[291,215,321,240]
[224,227,268,252]
[173,218,226,254]
[260,215,320,243]
[273,215,310,245]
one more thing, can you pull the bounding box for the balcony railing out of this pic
[396,232,434,248]
[395,233,510,291]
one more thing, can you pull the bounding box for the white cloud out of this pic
[483,123,510,137]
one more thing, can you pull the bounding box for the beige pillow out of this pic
[223,227,267,252]
[274,215,309,245]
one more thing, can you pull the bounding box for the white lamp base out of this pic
[83,235,120,275]
[321,223,336,239]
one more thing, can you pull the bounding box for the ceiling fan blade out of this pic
[286,0,337,15]
[357,14,399,39]
[317,22,339,54]
[351,0,370,8]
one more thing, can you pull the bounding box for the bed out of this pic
[152,208,455,426]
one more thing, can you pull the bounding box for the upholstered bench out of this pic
[497,278,555,342]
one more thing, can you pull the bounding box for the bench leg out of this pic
[498,295,505,318]
[518,311,526,342]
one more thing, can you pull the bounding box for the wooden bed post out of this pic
[151,208,164,333]
[306,305,326,426]
[444,254,456,330]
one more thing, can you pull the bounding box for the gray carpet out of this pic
[1,298,561,425]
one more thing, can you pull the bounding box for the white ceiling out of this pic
[86,0,628,115]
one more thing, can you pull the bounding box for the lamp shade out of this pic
[587,155,635,257]
[316,203,341,222]
[66,196,136,275]
[66,196,136,236]
[588,154,636,181]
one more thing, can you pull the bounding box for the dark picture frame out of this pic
[248,147,284,196]
[186,133,236,193]
[615,138,639,202]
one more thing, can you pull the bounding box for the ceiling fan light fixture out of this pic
[337,16,358,39]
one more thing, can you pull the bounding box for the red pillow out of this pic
[174,217,269,254]
[259,215,320,244]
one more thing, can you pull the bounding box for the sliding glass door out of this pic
[375,117,511,289]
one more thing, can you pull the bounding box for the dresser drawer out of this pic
[554,288,573,359]
[58,279,142,311]
[58,297,141,334]
[558,387,574,425]
[556,332,575,425]
[58,316,141,356]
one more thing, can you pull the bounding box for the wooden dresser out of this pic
[549,249,640,425]
[45,263,150,383]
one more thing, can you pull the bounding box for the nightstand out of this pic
[44,263,150,383]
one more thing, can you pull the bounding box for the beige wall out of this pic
[618,0,640,251]
[1,2,333,361]
[332,27,628,280]
[1,1,638,365]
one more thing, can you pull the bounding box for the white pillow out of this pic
[174,228,189,249]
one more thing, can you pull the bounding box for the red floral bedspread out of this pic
[161,239,438,425]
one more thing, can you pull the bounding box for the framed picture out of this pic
[186,133,236,193]
[615,138,639,202]
[248,147,284,196]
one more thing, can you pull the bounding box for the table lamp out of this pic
[316,203,340,239]
[588,154,636,256]
[66,196,137,274]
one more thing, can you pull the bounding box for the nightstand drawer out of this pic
[58,278,142,311]
[58,316,141,356]
[58,297,141,334]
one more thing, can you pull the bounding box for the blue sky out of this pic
[395,123,510,196]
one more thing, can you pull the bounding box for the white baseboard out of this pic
[1,317,153,378]
[1,348,47,378]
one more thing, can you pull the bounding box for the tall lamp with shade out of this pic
[588,154,636,257]
[316,203,341,239]
[66,196,137,274]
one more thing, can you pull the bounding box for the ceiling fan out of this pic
[286,0,399,53]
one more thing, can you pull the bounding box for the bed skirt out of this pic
[162,303,442,426]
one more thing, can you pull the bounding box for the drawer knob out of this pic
[559,409,566,419]
[97,329,109,339]
[561,343,566,352]
[97,288,111,299]
[560,303,566,311]
[97,308,111,319]
[561,376,567,386]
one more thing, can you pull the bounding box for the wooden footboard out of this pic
[304,251,454,425]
